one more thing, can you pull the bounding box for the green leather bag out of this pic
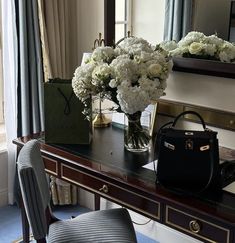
[44,79,92,144]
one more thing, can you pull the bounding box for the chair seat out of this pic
[48,208,137,243]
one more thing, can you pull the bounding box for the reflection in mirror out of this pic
[109,1,235,133]
[164,0,193,41]
[229,1,235,42]
[113,0,234,44]
[192,0,231,40]
[110,0,235,80]
[115,0,131,43]
[114,0,165,44]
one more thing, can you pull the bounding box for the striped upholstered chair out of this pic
[17,140,137,243]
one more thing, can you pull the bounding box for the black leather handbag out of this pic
[156,111,220,195]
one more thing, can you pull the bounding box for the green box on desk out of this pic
[44,79,92,144]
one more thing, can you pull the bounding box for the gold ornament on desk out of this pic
[92,33,112,128]
[93,32,105,50]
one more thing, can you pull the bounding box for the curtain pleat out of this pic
[2,0,44,204]
[16,0,44,137]
[164,0,193,41]
[182,0,193,38]
[37,0,52,81]
[38,0,80,80]
[37,0,81,205]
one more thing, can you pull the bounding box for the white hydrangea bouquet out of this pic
[72,37,172,151]
[160,31,235,63]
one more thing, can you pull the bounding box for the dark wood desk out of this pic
[13,126,235,243]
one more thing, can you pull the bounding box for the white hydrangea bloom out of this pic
[118,37,154,56]
[205,35,224,46]
[178,31,205,47]
[91,63,113,87]
[160,40,178,51]
[219,42,235,62]
[117,84,149,114]
[169,46,189,57]
[138,76,161,100]
[72,63,96,101]
[203,44,217,56]
[147,63,162,78]
[110,55,138,83]
[91,46,115,63]
[72,37,172,116]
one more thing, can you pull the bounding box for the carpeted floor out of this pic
[0,205,158,243]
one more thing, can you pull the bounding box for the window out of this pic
[0,0,6,150]
[0,0,3,124]
[115,0,132,43]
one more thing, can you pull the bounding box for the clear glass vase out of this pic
[124,111,151,152]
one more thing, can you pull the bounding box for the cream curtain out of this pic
[37,0,81,205]
[37,0,104,208]
[38,0,80,80]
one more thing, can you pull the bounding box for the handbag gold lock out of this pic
[185,139,193,150]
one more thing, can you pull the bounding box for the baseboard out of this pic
[12,233,34,243]
[0,188,8,207]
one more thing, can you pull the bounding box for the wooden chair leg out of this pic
[95,194,100,210]
[36,239,47,243]
[21,202,30,243]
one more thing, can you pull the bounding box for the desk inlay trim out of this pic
[42,156,58,176]
[61,163,160,220]
[41,150,77,165]
[166,205,230,243]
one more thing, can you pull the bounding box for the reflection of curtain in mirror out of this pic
[37,0,79,205]
[164,0,193,41]
[37,0,80,80]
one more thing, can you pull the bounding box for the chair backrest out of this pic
[17,140,51,240]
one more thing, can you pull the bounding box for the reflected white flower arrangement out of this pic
[72,37,172,117]
[160,31,235,63]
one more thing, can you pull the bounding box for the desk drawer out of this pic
[165,205,230,243]
[43,157,58,176]
[61,163,160,220]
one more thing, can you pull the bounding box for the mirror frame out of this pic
[104,0,115,46]
[104,1,235,79]
[173,57,235,79]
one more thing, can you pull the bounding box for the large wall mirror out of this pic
[104,0,235,133]
[106,0,235,78]
[172,0,235,78]
[42,0,235,131]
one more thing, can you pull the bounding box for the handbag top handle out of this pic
[172,111,206,130]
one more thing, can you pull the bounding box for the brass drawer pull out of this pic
[189,220,201,233]
[99,184,109,193]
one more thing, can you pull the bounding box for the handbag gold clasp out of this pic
[164,141,175,150]
[200,145,210,151]
[185,139,193,150]
[185,132,194,135]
